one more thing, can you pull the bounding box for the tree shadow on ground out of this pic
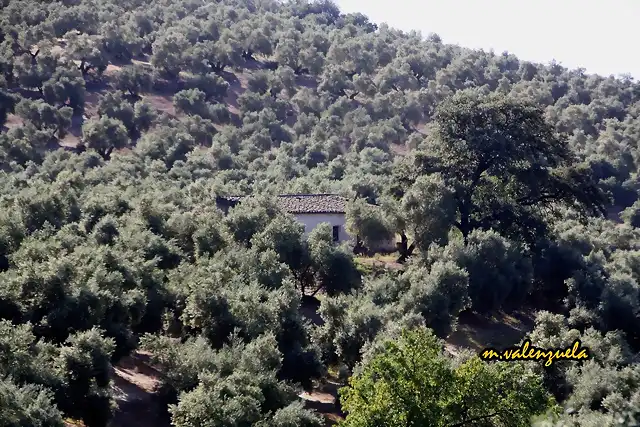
[446,309,536,352]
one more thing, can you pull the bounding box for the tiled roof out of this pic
[276,194,347,214]
[219,194,347,214]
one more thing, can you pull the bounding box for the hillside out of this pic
[2,0,640,201]
[1,1,640,427]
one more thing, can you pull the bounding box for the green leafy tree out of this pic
[134,125,196,168]
[428,229,534,314]
[65,32,108,78]
[53,329,115,427]
[393,91,608,248]
[621,200,640,227]
[399,173,456,260]
[42,65,86,110]
[151,30,189,79]
[528,311,640,425]
[274,31,324,75]
[185,38,240,75]
[399,261,470,338]
[307,223,361,296]
[183,73,229,102]
[143,334,323,427]
[251,214,312,293]
[0,379,64,427]
[113,64,152,99]
[15,99,73,140]
[81,116,130,160]
[345,198,393,254]
[133,99,158,135]
[339,327,553,427]
[13,48,59,93]
[99,20,141,60]
[97,91,135,134]
[223,196,280,247]
[174,88,211,118]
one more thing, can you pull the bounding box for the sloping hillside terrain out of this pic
[1,1,640,426]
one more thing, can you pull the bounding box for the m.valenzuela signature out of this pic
[480,340,589,367]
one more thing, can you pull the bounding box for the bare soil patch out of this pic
[4,114,22,129]
[104,64,124,77]
[83,89,102,118]
[301,378,345,426]
[110,351,170,427]
[446,309,536,353]
[355,255,403,271]
[143,93,176,117]
[390,142,409,156]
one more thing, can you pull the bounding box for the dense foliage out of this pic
[339,328,553,427]
[0,0,639,425]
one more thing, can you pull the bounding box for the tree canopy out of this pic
[339,327,553,427]
[0,0,639,425]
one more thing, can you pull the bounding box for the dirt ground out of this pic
[446,309,536,353]
[300,379,345,426]
[59,305,535,427]
[106,348,345,427]
[63,351,170,427]
[110,351,170,427]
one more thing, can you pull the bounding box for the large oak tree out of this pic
[390,91,608,258]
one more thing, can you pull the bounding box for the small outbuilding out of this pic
[216,193,397,251]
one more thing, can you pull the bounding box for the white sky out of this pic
[334,0,640,79]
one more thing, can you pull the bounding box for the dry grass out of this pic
[355,253,403,271]
[373,252,399,263]
[104,64,123,76]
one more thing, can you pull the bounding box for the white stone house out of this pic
[216,194,397,251]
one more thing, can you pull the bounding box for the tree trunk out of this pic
[458,195,472,246]
[242,50,254,61]
[446,412,503,427]
[100,146,114,161]
[212,62,225,73]
[396,233,415,263]
[310,284,323,297]
[30,49,39,63]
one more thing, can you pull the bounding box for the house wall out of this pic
[293,213,397,251]
[294,213,349,243]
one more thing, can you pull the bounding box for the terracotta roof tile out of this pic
[218,194,347,214]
